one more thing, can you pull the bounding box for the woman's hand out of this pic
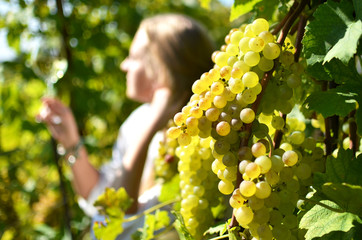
[37,98,80,149]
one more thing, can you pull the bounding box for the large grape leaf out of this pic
[323,20,362,64]
[230,0,263,21]
[304,88,358,118]
[306,58,361,84]
[322,183,362,217]
[314,149,362,189]
[303,0,361,65]
[300,200,361,240]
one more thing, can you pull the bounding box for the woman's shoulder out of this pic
[126,104,151,121]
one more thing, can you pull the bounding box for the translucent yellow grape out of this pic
[249,37,265,52]
[242,71,259,88]
[244,51,260,67]
[252,18,269,35]
[215,52,230,67]
[263,43,280,60]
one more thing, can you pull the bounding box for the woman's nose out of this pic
[120,58,128,72]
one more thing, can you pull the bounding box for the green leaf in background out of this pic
[199,0,211,9]
[314,149,362,190]
[230,0,263,22]
[322,183,362,216]
[304,89,357,118]
[141,214,156,240]
[93,217,124,240]
[254,0,279,20]
[172,211,195,240]
[154,210,170,230]
[303,0,360,65]
[353,0,362,21]
[94,187,133,212]
[159,174,180,203]
[299,200,361,240]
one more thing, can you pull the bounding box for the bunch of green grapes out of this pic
[163,18,324,239]
[228,118,325,240]
[177,136,224,239]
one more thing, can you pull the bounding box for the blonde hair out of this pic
[139,13,215,102]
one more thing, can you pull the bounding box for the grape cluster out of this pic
[232,125,325,240]
[162,18,323,239]
[177,136,224,239]
[154,121,180,181]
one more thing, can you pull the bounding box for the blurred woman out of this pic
[39,13,215,238]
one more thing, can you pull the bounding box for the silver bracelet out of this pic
[64,139,84,166]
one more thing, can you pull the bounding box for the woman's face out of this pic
[120,29,156,103]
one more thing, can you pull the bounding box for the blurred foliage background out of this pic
[0,0,232,239]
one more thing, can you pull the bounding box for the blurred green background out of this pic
[0,0,231,239]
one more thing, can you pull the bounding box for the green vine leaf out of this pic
[230,0,263,22]
[155,210,171,230]
[322,183,362,217]
[94,187,133,213]
[303,0,361,65]
[300,200,361,240]
[172,211,195,240]
[93,217,124,240]
[306,58,361,84]
[323,20,362,64]
[304,88,358,118]
[204,221,228,237]
[228,226,243,240]
[314,149,362,190]
[313,226,362,240]
[141,214,156,240]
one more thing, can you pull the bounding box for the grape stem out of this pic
[294,14,308,62]
[273,113,286,149]
[271,1,298,35]
[52,1,74,238]
[277,0,310,45]
[266,133,275,157]
[274,13,307,149]
[300,197,345,213]
[123,197,180,223]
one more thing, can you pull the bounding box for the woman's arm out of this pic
[39,98,99,199]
